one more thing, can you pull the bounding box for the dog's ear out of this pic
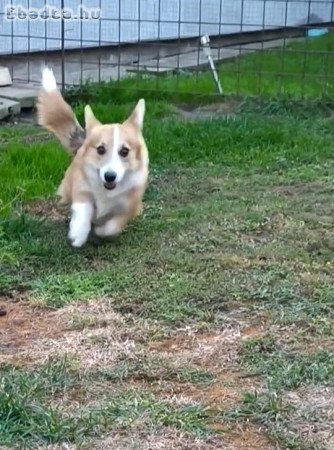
[84,105,101,133]
[125,99,145,130]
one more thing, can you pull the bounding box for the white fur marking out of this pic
[128,170,147,189]
[94,218,121,237]
[41,67,57,92]
[99,125,126,184]
[68,202,93,247]
[113,124,120,153]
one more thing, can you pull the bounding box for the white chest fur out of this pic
[91,168,147,221]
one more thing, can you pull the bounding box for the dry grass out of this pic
[285,386,334,450]
[0,297,276,449]
[2,101,334,448]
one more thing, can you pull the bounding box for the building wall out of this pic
[0,0,333,54]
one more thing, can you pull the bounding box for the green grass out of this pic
[65,33,334,105]
[0,140,69,217]
[0,357,78,446]
[1,102,334,217]
[0,358,212,447]
[1,93,334,448]
[223,392,312,450]
[241,337,334,389]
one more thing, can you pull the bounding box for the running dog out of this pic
[36,67,149,247]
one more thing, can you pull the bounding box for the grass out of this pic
[97,354,215,386]
[1,104,334,217]
[0,357,78,446]
[241,337,334,389]
[64,32,334,105]
[0,358,212,448]
[1,50,334,447]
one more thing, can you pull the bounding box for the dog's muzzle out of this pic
[103,171,117,190]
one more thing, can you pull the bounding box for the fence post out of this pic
[61,0,65,93]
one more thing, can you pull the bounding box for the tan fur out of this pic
[37,90,85,154]
[36,72,149,247]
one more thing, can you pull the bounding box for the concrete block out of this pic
[0,97,21,120]
[0,84,39,108]
[0,66,12,86]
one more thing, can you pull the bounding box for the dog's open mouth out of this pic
[103,181,117,190]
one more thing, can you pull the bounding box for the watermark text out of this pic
[5,4,101,21]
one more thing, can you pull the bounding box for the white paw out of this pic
[94,219,121,238]
[69,233,88,247]
[68,217,91,247]
[68,202,93,248]
[68,227,90,247]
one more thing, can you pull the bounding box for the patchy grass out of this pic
[97,354,215,386]
[0,358,212,447]
[242,337,334,389]
[1,98,334,448]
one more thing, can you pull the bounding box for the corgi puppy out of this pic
[36,67,149,247]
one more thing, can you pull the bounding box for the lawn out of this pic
[0,93,334,449]
[64,32,334,104]
[2,31,334,447]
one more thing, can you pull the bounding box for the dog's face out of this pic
[80,100,147,190]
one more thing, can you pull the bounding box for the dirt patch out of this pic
[151,318,267,365]
[174,101,238,121]
[0,300,65,360]
[274,181,326,198]
[89,427,232,450]
[190,370,250,410]
[285,386,334,450]
[242,324,267,339]
[0,285,27,302]
[0,300,144,368]
[87,422,276,450]
[21,133,53,145]
[150,323,266,410]
[0,299,278,449]
[23,198,68,222]
[150,326,242,371]
[0,299,156,372]
[287,326,334,355]
[224,424,277,450]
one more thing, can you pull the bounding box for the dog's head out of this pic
[36,67,148,191]
[79,101,147,190]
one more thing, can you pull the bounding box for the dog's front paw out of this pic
[69,234,87,247]
[68,223,90,248]
[94,218,122,238]
[68,202,93,248]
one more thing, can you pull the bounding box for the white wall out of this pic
[0,0,333,54]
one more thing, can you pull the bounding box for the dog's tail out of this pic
[36,67,85,155]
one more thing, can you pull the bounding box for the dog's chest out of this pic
[91,170,147,224]
[93,188,129,223]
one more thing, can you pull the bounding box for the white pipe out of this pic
[200,35,223,95]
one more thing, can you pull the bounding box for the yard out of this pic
[1,34,334,450]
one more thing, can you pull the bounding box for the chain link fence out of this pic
[0,1,333,98]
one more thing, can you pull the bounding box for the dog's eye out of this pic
[119,146,130,158]
[97,145,106,155]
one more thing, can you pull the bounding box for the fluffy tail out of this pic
[36,67,85,155]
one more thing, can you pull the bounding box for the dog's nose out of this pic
[104,171,116,183]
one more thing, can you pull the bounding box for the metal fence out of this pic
[0,0,333,98]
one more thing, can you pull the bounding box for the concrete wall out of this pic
[0,0,333,54]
